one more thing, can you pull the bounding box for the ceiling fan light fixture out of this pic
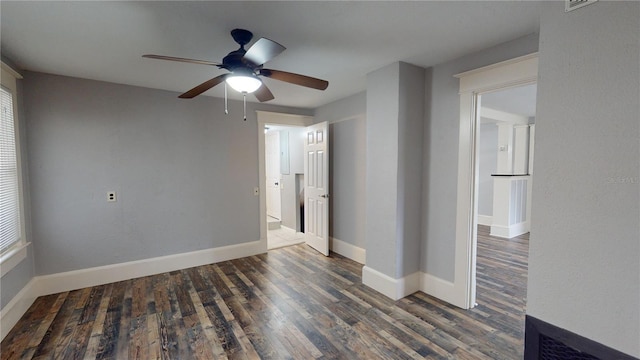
[226,74,262,93]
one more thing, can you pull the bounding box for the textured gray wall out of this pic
[527,2,639,357]
[314,92,366,249]
[328,118,366,249]
[397,63,425,277]
[23,72,309,275]
[365,62,424,278]
[478,123,498,217]
[365,63,402,277]
[420,33,539,281]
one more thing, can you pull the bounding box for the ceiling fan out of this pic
[143,28,329,102]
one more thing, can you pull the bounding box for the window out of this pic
[1,87,20,253]
[0,62,27,276]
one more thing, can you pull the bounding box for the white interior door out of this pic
[265,130,281,220]
[304,122,329,256]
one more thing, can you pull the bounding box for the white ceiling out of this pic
[482,83,538,118]
[1,1,546,109]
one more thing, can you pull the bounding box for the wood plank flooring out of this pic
[1,226,529,359]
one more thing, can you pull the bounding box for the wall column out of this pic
[363,62,425,300]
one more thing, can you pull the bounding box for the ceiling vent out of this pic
[565,0,598,12]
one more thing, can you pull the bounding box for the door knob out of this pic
[320,194,329,198]
[275,182,279,186]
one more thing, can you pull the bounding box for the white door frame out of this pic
[257,111,313,251]
[453,53,538,309]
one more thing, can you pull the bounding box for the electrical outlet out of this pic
[107,191,117,202]
[253,187,259,196]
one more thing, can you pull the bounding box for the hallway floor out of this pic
[267,226,305,250]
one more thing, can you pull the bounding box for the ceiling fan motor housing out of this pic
[222,29,258,72]
[230,28,253,47]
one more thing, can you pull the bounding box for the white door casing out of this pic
[453,53,538,309]
[265,130,281,220]
[256,111,313,252]
[304,121,329,256]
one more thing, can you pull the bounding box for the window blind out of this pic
[0,86,21,253]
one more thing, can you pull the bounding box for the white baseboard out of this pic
[477,214,493,226]
[36,240,264,296]
[0,240,264,341]
[361,266,420,300]
[330,237,366,264]
[420,272,463,308]
[490,221,530,239]
[0,278,39,341]
[359,266,468,309]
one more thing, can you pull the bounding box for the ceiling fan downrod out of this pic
[243,94,247,121]
[224,82,229,115]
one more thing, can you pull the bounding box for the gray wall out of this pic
[365,63,402,277]
[315,92,366,249]
[420,33,539,281]
[365,62,424,278]
[23,71,310,275]
[528,2,639,357]
[397,63,425,277]
[478,123,498,217]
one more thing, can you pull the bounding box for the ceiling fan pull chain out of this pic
[243,93,247,121]
[224,82,229,115]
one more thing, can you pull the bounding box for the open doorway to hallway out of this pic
[264,124,306,250]
[475,83,536,307]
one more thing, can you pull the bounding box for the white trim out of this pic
[1,62,28,274]
[477,215,493,226]
[35,240,264,296]
[0,278,38,341]
[256,111,313,254]
[455,53,538,93]
[454,53,538,309]
[256,111,313,126]
[0,242,30,277]
[490,221,530,239]
[361,266,420,300]
[420,273,463,308]
[0,61,23,79]
[360,267,464,307]
[0,240,264,340]
[330,237,365,264]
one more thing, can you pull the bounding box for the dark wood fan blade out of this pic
[243,38,285,66]
[260,69,328,90]
[179,74,229,98]
[143,54,221,66]
[254,84,275,102]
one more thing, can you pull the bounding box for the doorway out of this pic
[452,53,538,309]
[264,124,306,250]
[256,112,313,251]
[475,84,536,306]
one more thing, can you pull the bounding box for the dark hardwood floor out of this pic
[1,226,529,359]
